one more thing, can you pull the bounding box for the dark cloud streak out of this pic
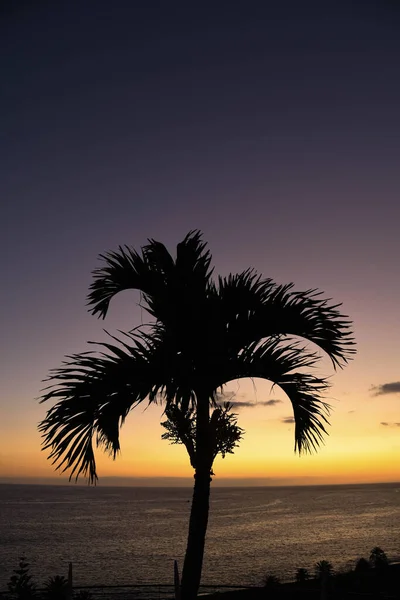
[281,417,295,424]
[371,382,400,396]
[228,399,283,409]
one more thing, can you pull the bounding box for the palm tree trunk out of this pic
[180,466,211,600]
[180,392,211,600]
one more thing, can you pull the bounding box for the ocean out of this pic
[0,483,399,593]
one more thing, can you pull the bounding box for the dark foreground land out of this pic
[203,564,400,600]
[2,564,399,600]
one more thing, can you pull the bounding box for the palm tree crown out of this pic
[39,230,355,482]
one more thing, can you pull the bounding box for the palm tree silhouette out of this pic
[295,567,310,584]
[39,231,355,600]
[315,560,334,579]
[43,575,69,600]
[315,560,334,600]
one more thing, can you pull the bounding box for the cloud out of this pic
[229,399,283,409]
[348,410,356,414]
[380,421,400,428]
[370,382,400,396]
[281,417,295,424]
[261,399,283,406]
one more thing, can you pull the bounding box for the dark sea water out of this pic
[0,483,399,592]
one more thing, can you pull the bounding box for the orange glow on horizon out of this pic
[3,376,399,487]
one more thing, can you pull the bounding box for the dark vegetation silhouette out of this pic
[3,549,398,600]
[38,231,355,600]
[369,546,389,570]
[294,568,309,584]
[6,558,36,600]
[354,557,370,573]
[315,560,334,579]
[3,559,91,600]
[42,577,68,600]
[161,401,243,474]
[263,575,281,598]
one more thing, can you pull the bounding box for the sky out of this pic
[1,0,400,486]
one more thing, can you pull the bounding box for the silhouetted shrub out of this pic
[355,557,370,573]
[262,574,281,597]
[43,576,68,600]
[295,568,309,584]
[370,547,389,570]
[7,558,36,600]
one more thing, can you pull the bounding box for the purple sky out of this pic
[1,1,400,482]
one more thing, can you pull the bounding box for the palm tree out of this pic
[43,575,69,600]
[315,560,334,600]
[39,231,355,600]
[295,567,310,584]
[315,560,334,579]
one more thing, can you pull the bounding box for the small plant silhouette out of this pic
[315,560,334,579]
[295,567,310,583]
[7,558,36,600]
[369,547,389,569]
[263,574,281,589]
[355,557,370,573]
[43,576,69,600]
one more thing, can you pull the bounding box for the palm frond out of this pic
[235,337,323,381]
[278,374,331,454]
[87,231,214,325]
[228,337,331,454]
[39,335,160,483]
[176,230,214,286]
[87,245,157,319]
[263,284,355,369]
[142,239,175,275]
[217,273,355,368]
[217,270,274,310]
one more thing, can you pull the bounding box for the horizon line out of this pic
[1,476,399,488]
